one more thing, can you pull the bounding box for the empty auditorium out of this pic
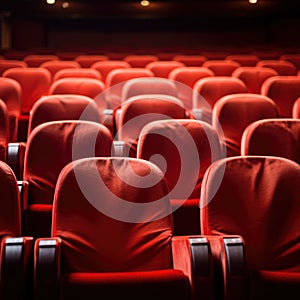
[0,0,299,299]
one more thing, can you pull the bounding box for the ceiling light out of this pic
[140,0,150,7]
[46,0,56,4]
[249,0,257,4]
[62,2,70,8]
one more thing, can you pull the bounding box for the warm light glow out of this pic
[140,0,150,7]
[46,0,56,4]
[62,2,70,8]
[249,0,257,4]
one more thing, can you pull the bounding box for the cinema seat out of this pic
[23,55,59,67]
[91,60,130,81]
[202,60,241,76]
[74,55,108,68]
[225,54,260,66]
[232,66,278,94]
[172,55,207,66]
[123,54,158,67]
[0,59,27,76]
[137,119,223,235]
[53,68,102,81]
[241,118,300,164]
[146,61,185,78]
[280,54,300,71]
[201,156,300,299]
[213,93,278,157]
[41,60,80,79]
[23,121,113,238]
[34,157,224,300]
[293,97,300,119]
[256,60,297,75]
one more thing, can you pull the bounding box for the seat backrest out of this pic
[232,66,278,93]
[146,61,185,78]
[256,60,297,75]
[261,76,300,117]
[0,77,22,141]
[53,68,102,81]
[41,60,80,78]
[28,94,101,134]
[0,100,9,161]
[53,157,173,273]
[121,77,178,103]
[91,60,130,81]
[24,121,113,206]
[213,93,279,156]
[3,67,51,114]
[0,60,27,76]
[74,55,108,68]
[280,54,300,70]
[0,160,21,239]
[293,97,300,119]
[172,55,207,66]
[202,60,241,76]
[201,156,300,272]
[23,55,59,67]
[123,55,158,67]
[137,119,223,199]
[49,77,105,99]
[241,118,300,164]
[193,77,247,108]
[225,54,260,67]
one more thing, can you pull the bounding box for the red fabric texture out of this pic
[0,100,9,161]
[292,97,300,119]
[60,270,189,300]
[241,118,300,164]
[172,55,207,66]
[257,60,297,75]
[124,55,158,68]
[3,67,51,114]
[28,95,101,134]
[23,54,59,67]
[280,54,300,70]
[53,68,102,81]
[232,66,278,94]
[40,60,80,78]
[201,156,300,273]
[213,93,279,156]
[121,77,178,103]
[225,55,260,67]
[261,76,300,117]
[0,160,21,239]
[202,60,241,76]
[74,55,108,68]
[0,60,27,76]
[49,78,105,99]
[91,60,130,81]
[53,157,173,273]
[193,76,247,108]
[145,61,185,78]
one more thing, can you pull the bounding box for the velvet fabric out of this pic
[145,61,185,78]
[172,55,207,67]
[202,60,241,76]
[257,60,297,75]
[0,100,9,162]
[91,60,130,81]
[40,60,80,79]
[292,97,300,119]
[23,55,59,67]
[74,55,108,68]
[225,55,260,67]
[53,68,102,81]
[0,60,27,76]
[124,55,158,68]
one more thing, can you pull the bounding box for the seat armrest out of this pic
[1,236,34,299]
[102,109,115,136]
[34,238,61,300]
[17,180,29,212]
[192,108,212,124]
[7,142,26,180]
[172,236,214,300]
[113,140,131,157]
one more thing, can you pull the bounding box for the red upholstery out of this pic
[146,61,185,78]
[74,55,108,68]
[0,59,27,76]
[202,60,241,76]
[28,95,101,135]
[241,118,300,164]
[23,55,59,67]
[256,60,297,75]
[261,76,300,117]
[201,156,300,299]
[225,55,260,67]
[91,60,130,81]
[169,67,214,109]
[105,68,153,109]
[172,55,207,66]
[53,68,102,81]
[137,119,223,234]
[123,55,158,67]
[193,77,247,109]
[49,78,105,99]
[213,94,278,156]
[23,121,113,237]
[252,50,281,60]
[41,60,80,78]
[0,77,22,141]
[280,54,300,70]
[293,97,300,118]
[232,66,278,93]
[121,77,178,103]
[0,100,9,161]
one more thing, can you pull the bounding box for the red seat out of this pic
[74,55,108,68]
[241,118,300,164]
[172,55,207,66]
[201,156,300,299]
[41,60,80,79]
[202,60,241,76]
[34,157,218,300]
[293,97,300,119]
[146,61,185,78]
[91,60,130,81]
[23,120,113,238]
[23,55,59,67]
[0,99,9,162]
[123,55,158,67]
[137,119,223,235]
[261,76,300,117]
[213,93,279,156]
[225,54,260,67]
[53,68,102,81]
[232,66,278,93]
[256,60,297,75]
[28,94,101,135]
[0,59,27,76]
[280,54,300,70]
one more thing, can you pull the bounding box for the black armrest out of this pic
[1,236,34,299]
[34,238,61,300]
[6,142,26,180]
[17,180,28,212]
